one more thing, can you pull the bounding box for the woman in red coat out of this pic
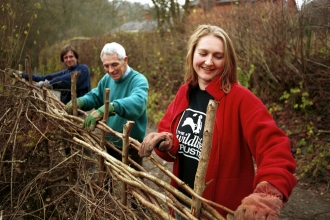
[139,25,296,219]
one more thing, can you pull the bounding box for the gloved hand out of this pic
[234,181,284,220]
[4,68,23,78]
[83,103,115,131]
[36,79,52,89]
[138,132,173,157]
[64,98,84,114]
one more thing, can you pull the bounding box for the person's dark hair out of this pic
[60,45,79,62]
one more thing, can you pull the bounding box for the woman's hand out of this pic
[138,132,173,157]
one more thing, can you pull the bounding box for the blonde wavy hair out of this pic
[184,25,238,93]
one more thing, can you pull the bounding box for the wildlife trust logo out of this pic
[182,113,203,134]
[176,109,206,160]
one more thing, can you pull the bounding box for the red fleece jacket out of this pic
[154,75,296,217]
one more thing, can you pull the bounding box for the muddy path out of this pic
[280,181,330,220]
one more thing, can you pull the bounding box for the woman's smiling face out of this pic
[193,34,225,90]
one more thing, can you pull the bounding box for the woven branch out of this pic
[0,69,232,219]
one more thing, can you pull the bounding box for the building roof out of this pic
[110,20,157,33]
[189,0,200,6]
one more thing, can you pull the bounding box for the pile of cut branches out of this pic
[0,70,230,220]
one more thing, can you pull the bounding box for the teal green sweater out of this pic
[80,67,149,147]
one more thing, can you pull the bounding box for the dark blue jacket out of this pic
[23,64,91,104]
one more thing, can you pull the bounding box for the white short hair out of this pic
[100,42,126,61]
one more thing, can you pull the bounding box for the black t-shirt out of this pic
[176,86,214,198]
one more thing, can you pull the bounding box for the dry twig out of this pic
[0,69,232,219]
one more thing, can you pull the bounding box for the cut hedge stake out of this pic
[191,99,218,219]
[121,120,134,220]
[25,53,33,85]
[70,71,80,116]
[99,88,110,187]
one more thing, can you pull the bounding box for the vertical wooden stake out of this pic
[42,88,47,112]
[121,120,134,220]
[99,88,110,188]
[25,52,33,85]
[68,71,80,210]
[191,100,218,218]
[70,71,80,116]
[0,68,4,92]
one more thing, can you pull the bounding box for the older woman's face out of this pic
[193,35,225,90]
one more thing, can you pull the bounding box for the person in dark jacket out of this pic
[22,44,91,104]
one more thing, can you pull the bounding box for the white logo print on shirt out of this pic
[182,113,203,134]
[177,109,206,161]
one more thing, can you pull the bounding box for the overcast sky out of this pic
[124,0,310,10]
[125,0,185,6]
[296,0,313,10]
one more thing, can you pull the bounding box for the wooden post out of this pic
[25,53,33,85]
[42,88,47,112]
[191,99,218,218]
[0,67,3,92]
[68,71,80,210]
[70,71,80,116]
[121,120,134,220]
[99,88,110,188]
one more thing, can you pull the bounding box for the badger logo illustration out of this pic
[182,113,203,134]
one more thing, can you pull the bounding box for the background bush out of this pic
[2,1,330,182]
